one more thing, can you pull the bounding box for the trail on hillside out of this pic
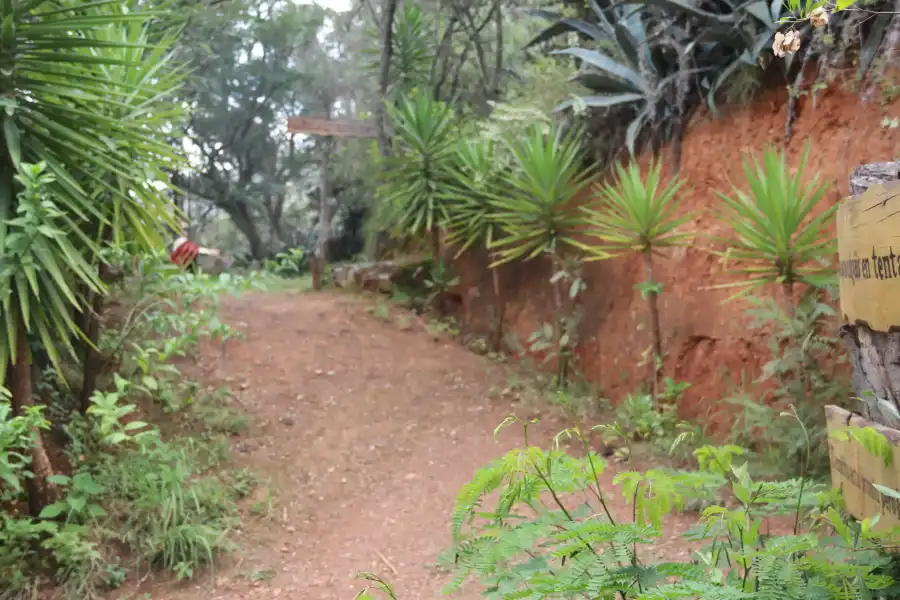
[140,290,699,600]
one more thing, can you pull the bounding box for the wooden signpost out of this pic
[285,115,381,289]
[287,116,379,138]
[827,160,900,531]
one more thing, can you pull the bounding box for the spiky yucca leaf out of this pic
[585,159,693,256]
[378,91,457,242]
[714,145,836,300]
[443,136,503,259]
[0,0,186,379]
[488,123,598,266]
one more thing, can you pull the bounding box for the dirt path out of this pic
[144,290,697,600]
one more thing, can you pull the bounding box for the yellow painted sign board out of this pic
[837,181,900,332]
[826,405,900,532]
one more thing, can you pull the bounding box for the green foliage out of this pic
[1,163,103,377]
[830,425,894,467]
[0,0,186,378]
[0,252,257,598]
[586,160,692,257]
[715,145,837,299]
[616,393,677,441]
[0,396,46,499]
[438,420,898,600]
[364,3,434,96]
[723,288,847,479]
[264,248,308,278]
[378,91,458,252]
[488,123,595,266]
[443,137,504,258]
[530,0,891,163]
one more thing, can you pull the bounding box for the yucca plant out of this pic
[715,145,836,310]
[73,3,188,412]
[443,136,506,349]
[489,123,597,266]
[0,0,185,514]
[585,160,692,402]
[490,123,597,386]
[378,90,457,267]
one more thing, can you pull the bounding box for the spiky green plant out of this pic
[443,136,506,348]
[489,123,597,267]
[715,145,836,308]
[378,90,457,265]
[0,0,186,514]
[489,123,597,387]
[585,159,693,401]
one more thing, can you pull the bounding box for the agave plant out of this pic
[378,90,458,265]
[527,0,819,168]
[585,160,693,401]
[443,136,507,348]
[0,0,186,513]
[714,145,836,308]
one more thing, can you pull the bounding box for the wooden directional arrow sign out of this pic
[287,116,379,138]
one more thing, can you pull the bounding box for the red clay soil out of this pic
[131,290,717,600]
[453,81,900,422]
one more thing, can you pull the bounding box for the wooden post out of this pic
[825,161,900,530]
[286,116,381,289]
[837,160,900,426]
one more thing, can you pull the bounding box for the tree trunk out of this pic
[838,161,900,427]
[549,253,568,389]
[79,227,117,413]
[314,135,335,291]
[490,266,505,352]
[376,0,398,158]
[644,249,662,404]
[223,202,264,260]
[783,281,795,317]
[430,227,441,267]
[9,318,58,517]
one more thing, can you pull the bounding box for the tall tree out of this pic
[174,0,325,259]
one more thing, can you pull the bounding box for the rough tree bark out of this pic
[9,319,59,517]
[376,0,398,158]
[838,161,900,425]
[221,202,264,260]
[313,134,335,291]
[490,266,505,352]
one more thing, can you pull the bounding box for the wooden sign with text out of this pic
[837,181,900,332]
[827,405,900,533]
[286,116,378,138]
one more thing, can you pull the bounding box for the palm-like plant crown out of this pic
[489,123,596,266]
[379,90,457,241]
[0,0,186,378]
[716,145,836,299]
[585,160,692,256]
[443,136,504,258]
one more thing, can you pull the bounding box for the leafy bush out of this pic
[726,288,848,479]
[440,419,897,600]
[264,248,308,277]
[0,252,257,598]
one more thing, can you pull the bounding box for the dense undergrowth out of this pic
[1,251,266,599]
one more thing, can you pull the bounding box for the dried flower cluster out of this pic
[809,6,830,27]
[773,29,802,57]
[772,6,830,58]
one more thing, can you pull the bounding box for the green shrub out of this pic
[438,419,897,599]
